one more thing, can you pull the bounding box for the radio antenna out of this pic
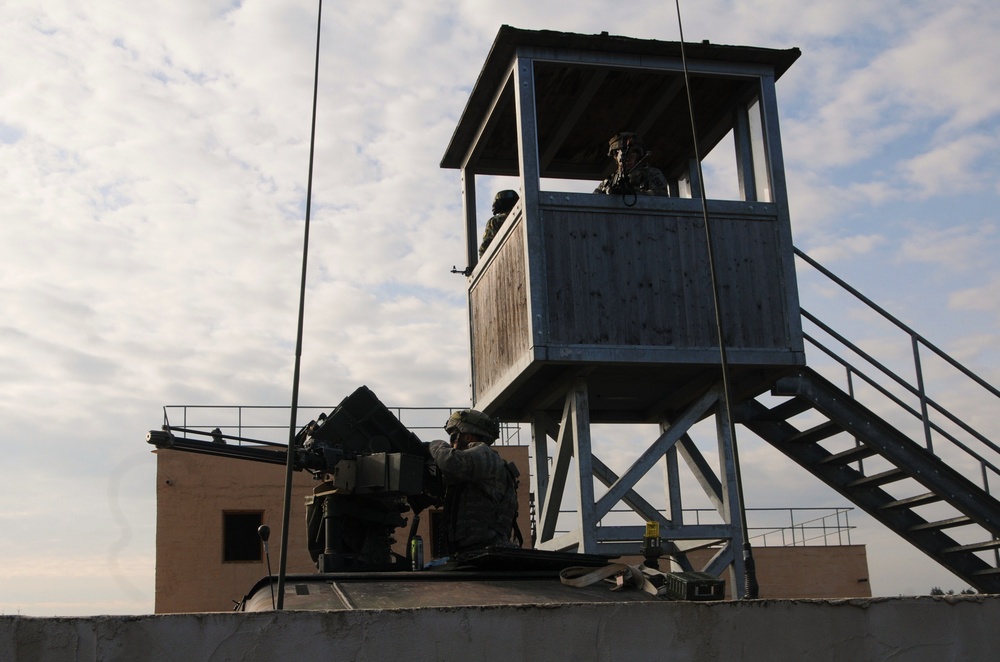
[276,0,324,610]
[673,0,759,599]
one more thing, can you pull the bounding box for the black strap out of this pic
[506,462,524,548]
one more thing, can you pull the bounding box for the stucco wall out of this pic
[3,596,998,661]
[155,445,533,613]
[155,449,318,613]
[682,544,872,599]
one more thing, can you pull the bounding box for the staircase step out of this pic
[973,567,1000,576]
[848,468,908,489]
[942,539,1000,555]
[819,444,876,466]
[788,420,844,445]
[761,397,814,422]
[909,516,972,533]
[879,492,941,511]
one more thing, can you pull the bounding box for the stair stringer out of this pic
[737,367,1000,592]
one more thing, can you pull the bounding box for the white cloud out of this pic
[950,282,1000,313]
[897,222,997,271]
[900,133,1000,197]
[799,233,885,264]
[779,0,1000,212]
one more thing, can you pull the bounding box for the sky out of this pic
[1,0,998,615]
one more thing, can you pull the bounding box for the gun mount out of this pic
[147,386,443,572]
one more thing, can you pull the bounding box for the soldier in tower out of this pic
[594,132,669,196]
[427,409,521,555]
[479,189,520,257]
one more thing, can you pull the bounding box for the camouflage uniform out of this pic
[428,439,519,554]
[594,164,670,196]
[478,189,520,257]
[478,211,509,257]
[594,131,670,197]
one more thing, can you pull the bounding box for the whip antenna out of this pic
[276,0,324,610]
[673,0,759,599]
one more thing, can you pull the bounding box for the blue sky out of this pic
[1,0,998,615]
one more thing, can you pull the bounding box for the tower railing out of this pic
[557,506,856,548]
[160,404,526,447]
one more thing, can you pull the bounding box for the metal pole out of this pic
[276,0,324,610]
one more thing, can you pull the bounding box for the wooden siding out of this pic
[542,208,791,350]
[470,216,530,400]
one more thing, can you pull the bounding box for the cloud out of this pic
[897,222,997,271]
[900,133,1000,197]
[950,279,1000,314]
[778,0,1000,211]
[800,234,885,265]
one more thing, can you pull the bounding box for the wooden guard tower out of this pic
[441,26,804,588]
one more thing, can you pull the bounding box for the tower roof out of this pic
[441,25,800,181]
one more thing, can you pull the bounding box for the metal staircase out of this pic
[735,249,1000,592]
[736,367,1000,592]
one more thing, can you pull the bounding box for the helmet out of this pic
[492,189,519,216]
[607,132,645,158]
[444,409,500,443]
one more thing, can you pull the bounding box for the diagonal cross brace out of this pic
[594,389,719,520]
[592,455,671,527]
[538,394,576,542]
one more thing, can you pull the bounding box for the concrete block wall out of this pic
[3,596,998,661]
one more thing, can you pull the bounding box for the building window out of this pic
[223,511,263,563]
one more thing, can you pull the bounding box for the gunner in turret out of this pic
[426,409,521,555]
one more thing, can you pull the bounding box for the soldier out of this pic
[594,132,669,197]
[478,189,520,257]
[427,409,520,555]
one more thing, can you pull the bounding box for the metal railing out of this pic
[794,248,1000,496]
[561,506,856,547]
[744,507,854,547]
[160,404,526,446]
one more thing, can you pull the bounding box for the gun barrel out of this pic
[146,430,289,466]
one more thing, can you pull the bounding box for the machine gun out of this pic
[146,385,444,572]
[605,150,651,196]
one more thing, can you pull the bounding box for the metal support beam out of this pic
[531,379,753,587]
[571,380,597,552]
[715,391,748,592]
[537,393,575,544]
[594,389,718,520]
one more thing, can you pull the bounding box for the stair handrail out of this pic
[801,314,1000,459]
[803,329,1000,481]
[795,248,1000,399]
[793,247,1000,490]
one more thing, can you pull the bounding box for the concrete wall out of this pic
[3,596,998,661]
